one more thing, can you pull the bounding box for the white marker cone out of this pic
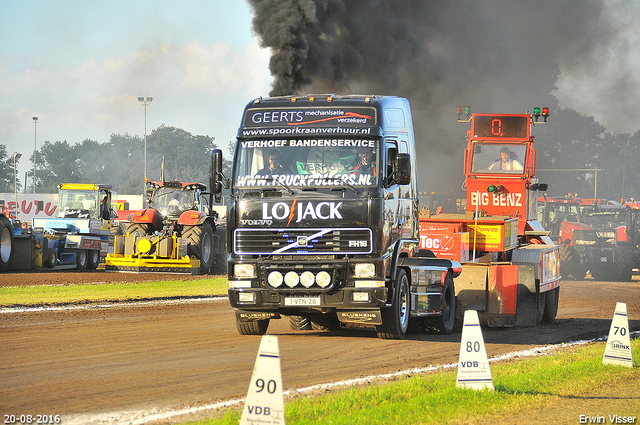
[240,335,286,425]
[602,302,633,368]
[456,310,494,390]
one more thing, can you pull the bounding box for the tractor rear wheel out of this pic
[127,223,151,237]
[559,242,583,279]
[613,245,634,282]
[183,222,215,274]
[289,315,312,330]
[590,262,614,281]
[0,216,14,271]
[310,314,340,331]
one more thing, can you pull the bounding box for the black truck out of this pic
[210,94,462,339]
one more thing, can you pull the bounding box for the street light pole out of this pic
[32,117,38,193]
[13,152,22,219]
[137,97,153,182]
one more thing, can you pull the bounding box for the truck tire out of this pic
[183,222,215,274]
[87,250,100,270]
[44,248,57,269]
[0,216,14,271]
[542,286,559,323]
[425,272,456,334]
[612,245,634,282]
[375,268,409,340]
[236,317,270,335]
[211,225,228,275]
[76,249,88,270]
[212,253,228,275]
[289,315,312,330]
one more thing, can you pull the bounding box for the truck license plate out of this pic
[285,296,321,306]
[600,257,608,262]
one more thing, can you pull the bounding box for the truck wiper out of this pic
[266,178,294,195]
[335,181,359,195]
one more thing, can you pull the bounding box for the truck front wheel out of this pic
[236,318,270,335]
[376,268,409,340]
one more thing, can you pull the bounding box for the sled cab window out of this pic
[471,143,527,175]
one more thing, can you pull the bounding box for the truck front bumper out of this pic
[228,286,388,312]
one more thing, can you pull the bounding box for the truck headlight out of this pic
[354,263,376,277]
[300,271,315,288]
[234,263,256,278]
[284,271,299,288]
[316,271,331,288]
[268,271,283,288]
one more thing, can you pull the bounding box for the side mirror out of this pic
[396,153,411,185]
[531,183,548,191]
[210,149,223,195]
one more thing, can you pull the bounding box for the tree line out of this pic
[0,125,233,195]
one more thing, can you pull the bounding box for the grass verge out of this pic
[189,339,640,425]
[0,277,228,306]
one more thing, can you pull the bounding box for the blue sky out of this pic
[0,0,271,181]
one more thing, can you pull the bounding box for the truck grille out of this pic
[234,228,372,255]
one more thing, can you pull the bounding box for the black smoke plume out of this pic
[248,0,612,192]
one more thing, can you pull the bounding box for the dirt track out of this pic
[0,272,638,424]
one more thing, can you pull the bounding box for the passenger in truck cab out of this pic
[259,150,287,175]
[488,147,523,171]
[352,147,377,176]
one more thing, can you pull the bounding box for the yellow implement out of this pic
[105,234,201,274]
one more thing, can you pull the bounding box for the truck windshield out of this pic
[471,143,527,174]
[58,189,100,218]
[233,138,378,189]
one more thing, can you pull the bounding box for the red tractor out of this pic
[538,195,598,279]
[118,179,225,274]
[580,202,640,281]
